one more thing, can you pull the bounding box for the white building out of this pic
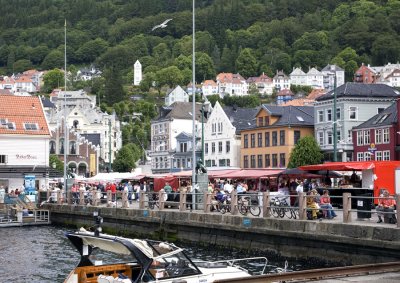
[133,60,142,86]
[289,67,307,86]
[0,95,52,191]
[149,102,204,174]
[47,90,121,166]
[216,73,248,97]
[165,85,189,106]
[321,64,345,91]
[306,67,324,89]
[204,101,257,168]
[383,69,400,87]
[246,73,274,95]
[273,70,291,91]
[76,66,102,81]
[202,80,218,96]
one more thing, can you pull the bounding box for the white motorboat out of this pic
[64,228,267,283]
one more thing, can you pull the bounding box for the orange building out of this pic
[240,105,314,168]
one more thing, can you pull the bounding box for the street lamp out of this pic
[332,75,337,162]
[191,0,196,188]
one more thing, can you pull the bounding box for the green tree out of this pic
[75,38,109,63]
[13,59,33,73]
[103,67,126,105]
[288,136,323,168]
[41,50,64,70]
[235,48,258,78]
[156,66,183,89]
[192,52,215,82]
[49,154,64,174]
[43,69,64,93]
[112,144,137,172]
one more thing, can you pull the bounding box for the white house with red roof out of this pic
[216,72,248,97]
[246,73,274,95]
[0,95,52,191]
[201,80,218,96]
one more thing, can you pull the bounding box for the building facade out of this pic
[165,85,189,106]
[314,83,400,162]
[133,60,142,86]
[321,64,345,91]
[240,105,314,169]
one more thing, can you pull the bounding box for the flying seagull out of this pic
[152,18,173,31]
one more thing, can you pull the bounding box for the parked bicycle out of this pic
[237,195,261,217]
[148,192,160,209]
[219,197,232,214]
[270,196,299,219]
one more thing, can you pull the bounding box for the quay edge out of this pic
[45,204,400,265]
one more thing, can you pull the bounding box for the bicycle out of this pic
[237,195,261,217]
[270,196,299,219]
[148,193,160,209]
[219,197,232,214]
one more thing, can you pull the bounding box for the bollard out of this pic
[107,191,112,207]
[396,194,400,228]
[343,193,352,223]
[93,191,99,207]
[79,191,85,205]
[180,191,187,212]
[204,192,211,213]
[139,191,145,209]
[159,190,165,210]
[57,190,62,205]
[231,192,238,215]
[122,191,128,208]
[299,192,306,220]
[262,191,271,218]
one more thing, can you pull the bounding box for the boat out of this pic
[64,228,268,283]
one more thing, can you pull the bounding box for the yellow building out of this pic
[240,105,314,168]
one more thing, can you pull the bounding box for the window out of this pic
[272,131,277,146]
[383,128,389,143]
[258,133,262,147]
[212,123,216,134]
[357,130,363,145]
[244,134,248,148]
[227,159,230,167]
[280,130,285,145]
[318,132,324,146]
[272,154,278,167]
[205,160,211,167]
[265,154,270,167]
[326,109,332,121]
[280,153,286,167]
[318,110,324,123]
[257,155,263,168]
[217,122,223,133]
[377,108,385,114]
[0,155,7,164]
[70,141,76,154]
[244,155,249,168]
[211,160,216,167]
[357,152,363,161]
[180,142,188,152]
[336,108,341,120]
[264,116,270,125]
[226,141,230,153]
[211,142,215,153]
[49,141,56,154]
[375,129,382,144]
[336,130,341,143]
[218,142,223,153]
[265,132,270,147]
[375,151,382,161]
[383,151,390,160]
[60,138,64,154]
[219,159,226,166]
[294,131,301,144]
[349,107,357,120]
[251,134,255,148]
[364,152,371,161]
[363,130,370,145]
[24,123,38,130]
[327,131,333,145]
[250,155,256,168]
[205,143,208,154]
[258,117,264,127]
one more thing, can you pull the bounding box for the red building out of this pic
[352,100,400,161]
[354,64,377,83]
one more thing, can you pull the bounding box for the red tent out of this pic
[215,169,283,179]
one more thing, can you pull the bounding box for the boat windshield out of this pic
[89,246,138,266]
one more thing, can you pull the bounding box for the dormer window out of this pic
[0,118,7,125]
[7,122,15,130]
[24,123,38,130]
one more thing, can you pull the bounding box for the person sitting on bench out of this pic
[377,189,397,224]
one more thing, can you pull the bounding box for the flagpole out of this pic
[63,19,68,199]
[191,0,196,208]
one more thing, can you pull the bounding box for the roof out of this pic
[41,96,56,108]
[202,80,217,86]
[154,102,204,121]
[222,105,258,133]
[353,103,397,130]
[273,70,289,80]
[290,67,306,76]
[300,161,400,171]
[277,89,294,96]
[281,98,315,106]
[316,83,400,101]
[0,95,50,136]
[322,64,344,72]
[81,133,101,147]
[307,89,326,100]
[260,105,314,126]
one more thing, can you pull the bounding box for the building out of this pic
[273,70,291,91]
[289,68,307,86]
[216,73,248,97]
[354,64,377,83]
[246,73,274,95]
[276,89,294,105]
[321,64,345,91]
[0,95,55,191]
[352,102,397,162]
[165,85,189,106]
[204,101,258,169]
[201,80,218,97]
[314,83,400,162]
[46,90,121,168]
[240,105,314,169]
[149,102,204,174]
[76,66,102,81]
[383,69,400,87]
[133,60,142,86]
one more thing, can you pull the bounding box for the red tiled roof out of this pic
[307,89,326,100]
[0,95,50,136]
[203,80,217,86]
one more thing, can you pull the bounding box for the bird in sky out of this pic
[152,18,173,31]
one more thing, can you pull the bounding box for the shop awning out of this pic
[215,169,283,179]
[300,162,376,171]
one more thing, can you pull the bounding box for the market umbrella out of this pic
[272,168,321,178]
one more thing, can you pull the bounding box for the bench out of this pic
[74,264,133,283]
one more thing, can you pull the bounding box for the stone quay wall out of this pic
[46,204,400,265]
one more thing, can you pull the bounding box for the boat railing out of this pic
[210,256,268,275]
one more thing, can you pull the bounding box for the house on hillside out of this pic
[165,85,189,106]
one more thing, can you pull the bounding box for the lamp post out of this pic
[63,19,68,197]
[191,0,196,210]
[108,119,112,172]
[333,74,337,162]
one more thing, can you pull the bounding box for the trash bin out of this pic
[356,193,372,219]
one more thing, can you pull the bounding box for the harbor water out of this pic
[0,226,340,283]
